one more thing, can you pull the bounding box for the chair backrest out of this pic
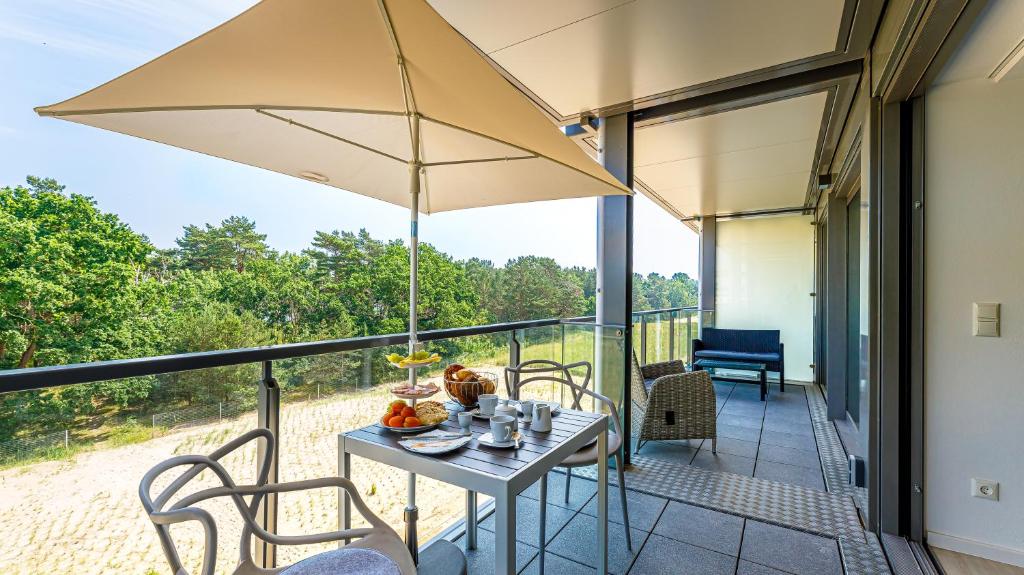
[505,359,623,439]
[139,428,275,575]
[630,350,648,405]
[700,327,780,353]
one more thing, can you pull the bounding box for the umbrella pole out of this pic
[405,115,422,563]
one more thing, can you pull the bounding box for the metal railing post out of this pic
[256,360,280,569]
[687,311,694,365]
[667,308,675,358]
[639,315,648,364]
[508,330,521,397]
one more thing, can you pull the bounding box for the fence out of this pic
[150,399,257,431]
[0,429,69,465]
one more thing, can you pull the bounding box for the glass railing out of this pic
[0,317,626,574]
[631,307,714,366]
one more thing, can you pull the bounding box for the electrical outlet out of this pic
[972,478,999,501]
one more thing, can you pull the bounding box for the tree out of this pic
[493,256,587,321]
[175,215,267,272]
[160,302,272,405]
[0,177,155,369]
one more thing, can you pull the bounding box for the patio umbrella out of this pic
[36,0,628,382]
[36,0,628,559]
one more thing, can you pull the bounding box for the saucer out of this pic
[477,431,520,448]
[469,407,497,419]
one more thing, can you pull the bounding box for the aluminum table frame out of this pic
[339,409,610,575]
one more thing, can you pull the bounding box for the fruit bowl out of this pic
[443,365,498,408]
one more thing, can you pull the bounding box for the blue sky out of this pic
[0,0,698,278]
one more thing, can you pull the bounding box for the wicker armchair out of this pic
[631,351,717,454]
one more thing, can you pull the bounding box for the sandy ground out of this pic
[0,377,487,575]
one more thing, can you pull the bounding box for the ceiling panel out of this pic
[430,0,844,116]
[634,91,827,216]
[935,0,1024,85]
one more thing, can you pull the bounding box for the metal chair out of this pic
[139,428,465,575]
[506,359,633,561]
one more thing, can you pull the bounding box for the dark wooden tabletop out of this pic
[343,407,604,480]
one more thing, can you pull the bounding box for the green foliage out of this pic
[0,176,697,444]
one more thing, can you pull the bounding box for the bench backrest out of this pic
[700,328,780,353]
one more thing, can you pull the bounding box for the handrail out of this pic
[631,306,703,317]
[0,316,589,393]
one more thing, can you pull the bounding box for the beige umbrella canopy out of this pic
[35,0,629,213]
[37,0,630,396]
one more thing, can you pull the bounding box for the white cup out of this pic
[478,394,499,416]
[489,415,515,444]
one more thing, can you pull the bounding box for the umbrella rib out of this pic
[423,115,633,195]
[256,109,407,164]
[421,155,536,167]
[377,0,420,160]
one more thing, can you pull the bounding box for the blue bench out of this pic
[692,328,785,395]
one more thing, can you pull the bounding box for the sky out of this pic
[0,0,699,278]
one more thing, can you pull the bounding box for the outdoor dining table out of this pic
[338,407,610,575]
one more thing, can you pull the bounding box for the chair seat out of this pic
[281,547,402,575]
[693,350,780,364]
[560,431,622,467]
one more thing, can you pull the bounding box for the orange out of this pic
[403,417,422,428]
[400,406,416,418]
[387,415,406,427]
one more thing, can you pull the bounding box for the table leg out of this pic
[465,490,478,551]
[539,475,547,574]
[760,368,767,401]
[597,430,608,575]
[338,434,351,546]
[494,488,516,575]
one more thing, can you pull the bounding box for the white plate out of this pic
[382,423,440,434]
[399,431,472,454]
[478,431,521,449]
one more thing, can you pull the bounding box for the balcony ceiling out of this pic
[429,0,845,118]
[635,92,828,217]
[429,0,851,220]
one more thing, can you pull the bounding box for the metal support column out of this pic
[699,216,717,313]
[669,311,676,361]
[256,361,280,569]
[826,191,849,420]
[596,112,634,462]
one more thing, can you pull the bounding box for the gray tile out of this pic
[690,450,756,476]
[716,424,762,443]
[651,501,744,556]
[754,461,825,491]
[547,512,647,574]
[740,521,842,575]
[452,527,538,574]
[628,533,735,575]
[736,560,791,574]
[717,413,764,430]
[580,486,668,532]
[521,470,597,511]
[762,420,815,436]
[762,412,811,425]
[521,552,596,574]
[759,430,818,451]
[634,440,699,464]
[479,496,577,545]
[757,443,822,470]
[700,436,759,459]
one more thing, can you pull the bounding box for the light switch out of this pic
[973,302,1000,337]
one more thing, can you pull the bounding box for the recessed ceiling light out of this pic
[299,171,329,183]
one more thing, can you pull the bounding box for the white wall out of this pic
[925,74,1024,565]
[715,215,814,382]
